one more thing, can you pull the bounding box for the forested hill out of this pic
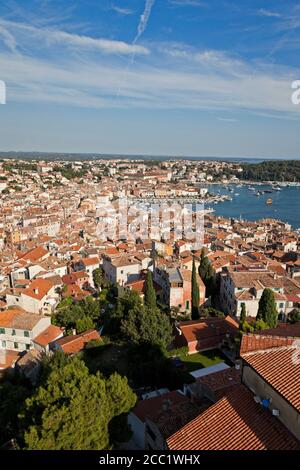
[240,160,300,182]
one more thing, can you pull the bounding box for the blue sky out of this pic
[0,0,300,157]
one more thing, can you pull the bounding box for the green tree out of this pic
[21,355,136,450]
[191,257,200,320]
[199,306,224,318]
[240,320,254,333]
[0,380,29,445]
[289,308,300,324]
[256,288,278,328]
[121,306,173,351]
[93,268,105,289]
[199,248,215,298]
[253,319,269,331]
[76,315,95,333]
[240,303,246,324]
[144,271,157,309]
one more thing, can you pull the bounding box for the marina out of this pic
[207,183,300,228]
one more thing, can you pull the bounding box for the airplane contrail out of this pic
[116,0,156,97]
[133,0,156,44]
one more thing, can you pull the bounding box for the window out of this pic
[279,303,284,309]
[12,329,16,336]
[0,328,5,334]
[26,344,30,350]
[24,331,30,337]
[1,340,6,348]
[186,300,190,310]
[14,342,18,349]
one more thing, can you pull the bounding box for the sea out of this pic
[206,184,300,230]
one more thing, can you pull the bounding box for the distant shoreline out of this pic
[0,152,299,164]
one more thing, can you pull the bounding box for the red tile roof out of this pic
[240,333,295,354]
[242,346,300,412]
[55,329,101,355]
[21,246,49,263]
[133,391,187,423]
[81,257,99,267]
[178,316,239,343]
[258,323,300,339]
[197,366,241,399]
[167,385,300,450]
[62,271,89,285]
[33,325,64,347]
[0,349,21,370]
[23,278,54,300]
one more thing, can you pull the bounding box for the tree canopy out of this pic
[52,296,101,334]
[240,303,246,323]
[144,271,157,310]
[21,354,136,450]
[121,305,173,351]
[256,288,278,328]
[199,248,215,298]
[289,308,300,324]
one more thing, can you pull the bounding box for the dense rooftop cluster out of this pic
[0,158,300,450]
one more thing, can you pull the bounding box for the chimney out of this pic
[72,329,77,336]
[34,288,39,295]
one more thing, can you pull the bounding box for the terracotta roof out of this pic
[0,349,21,369]
[16,349,42,370]
[197,366,241,399]
[242,346,300,412]
[62,271,89,284]
[0,308,44,329]
[133,391,187,423]
[55,329,101,355]
[126,277,161,295]
[23,278,54,300]
[178,316,239,343]
[257,323,300,339]
[81,257,99,266]
[167,385,300,450]
[33,325,64,347]
[21,246,49,263]
[240,333,295,354]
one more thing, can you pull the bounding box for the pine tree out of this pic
[144,271,157,309]
[191,257,200,320]
[21,355,136,450]
[256,288,278,328]
[240,303,246,323]
[199,248,215,298]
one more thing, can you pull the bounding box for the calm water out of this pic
[206,184,300,229]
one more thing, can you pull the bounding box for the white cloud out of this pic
[0,19,149,56]
[0,25,18,52]
[111,6,134,16]
[0,47,299,119]
[0,19,299,119]
[50,30,149,55]
[258,8,281,18]
[168,0,207,7]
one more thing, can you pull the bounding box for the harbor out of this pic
[207,183,300,229]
